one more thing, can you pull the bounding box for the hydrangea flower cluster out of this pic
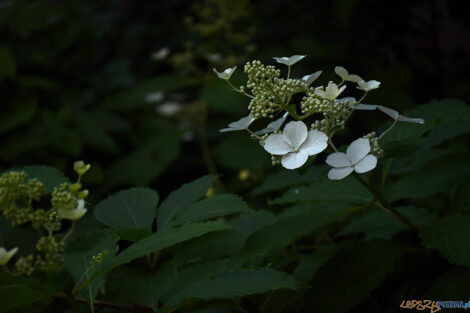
[215,55,424,179]
[0,161,91,274]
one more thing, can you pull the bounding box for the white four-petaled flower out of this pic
[301,71,322,86]
[326,138,378,180]
[0,246,18,266]
[273,55,306,66]
[263,121,328,169]
[220,113,255,132]
[357,79,381,92]
[315,81,346,100]
[58,199,87,221]
[334,66,362,82]
[213,67,237,80]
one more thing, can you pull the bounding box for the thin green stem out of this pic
[61,221,76,243]
[226,81,255,98]
[378,119,398,139]
[352,173,416,230]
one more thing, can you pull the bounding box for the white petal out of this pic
[273,55,306,66]
[328,167,354,180]
[282,121,308,150]
[326,152,352,167]
[263,134,292,155]
[337,85,347,96]
[352,103,377,110]
[347,74,363,82]
[357,80,367,90]
[354,154,377,173]
[281,151,309,169]
[377,106,399,119]
[302,71,322,85]
[300,130,328,155]
[253,112,288,136]
[346,138,371,164]
[221,113,255,132]
[366,80,381,90]
[397,116,425,124]
[334,66,348,80]
[213,67,236,80]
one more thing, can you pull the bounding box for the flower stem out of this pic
[352,172,416,230]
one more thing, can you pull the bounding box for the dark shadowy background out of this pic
[1,0,468,199]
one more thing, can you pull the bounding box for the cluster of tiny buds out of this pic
[34,236,65,271]
[271,155,282,166]
[364,132,384,158]
[16,255,35,276]
[91,250,109,265]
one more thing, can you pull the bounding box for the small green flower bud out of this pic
[74,161,91,176]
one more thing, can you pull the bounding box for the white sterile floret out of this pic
[315,81,346,100]
[349,104,424,124]
[301,71,322,86]
[156,102,181,117]
[357,79,381,92]
[253,112,289,136]
[220,113,256,132]
[273,55,306,66]
[326,138,378,180]
[58,199,87,221]
[0,247,18,266]
[213,67,237,80]
[334,66,362,82]
[263,121,328,169]
[145,91,165,103]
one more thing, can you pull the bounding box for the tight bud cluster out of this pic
[0,162,90,275]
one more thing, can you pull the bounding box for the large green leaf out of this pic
[0,45,16,81]
[76,221,230,292]
[0,273,52,313]
[419,214,470,267]
[252,167,325,195]
[157,175,213,228]
[272,176,373,205]
[94,187,159,231]
[161,269,298,313]
[236,203,349,261]
[172,228,249,265]
[386,155,470,201]
[425,266,470,299]
[305,240,409,313]
[172,194,252,226]
[22,165,69,192]
[112,261,177,309]
[65,231,119,301]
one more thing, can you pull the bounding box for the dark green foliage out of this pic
[0,1,469,313]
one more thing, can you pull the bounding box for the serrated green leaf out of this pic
[419,215,470,267]
[157,175,213,228]
[65,231,119,301]
[172,194,252,226]
[172,228,248,265]
[22,165,69,192]
[386,155,470,201]
[161,269,298,313]
[238,203,348,261]
[77,221,230,292]
[252,167,325,195]
[273,176,373,205]
[112,261,177,309]
[229,210,275,233]
[306,240,409,313]
[94,187,159,231]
